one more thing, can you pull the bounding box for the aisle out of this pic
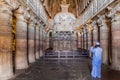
[12,58,91,80]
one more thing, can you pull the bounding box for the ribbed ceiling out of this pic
[42,0,91,18]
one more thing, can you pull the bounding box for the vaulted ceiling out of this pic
[41,0,91,19]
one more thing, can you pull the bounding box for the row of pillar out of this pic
[78,3,120,70]
[0,1,45,79]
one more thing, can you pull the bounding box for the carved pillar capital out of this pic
[107,3,120,22]
[82,27,86,33]
[97,15,108,30]
[24,9,30,23]
[14,6,27,22]
[28,16,34,24]
[0,0,13,15]
[91,21,98,31]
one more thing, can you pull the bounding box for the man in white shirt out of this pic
[90,42,103,80]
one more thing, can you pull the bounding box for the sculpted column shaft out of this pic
[86,27,88,50]
[98,15,109,65]
[28,20,35,63]
[46,33,50,49]
[0,1,13,79]
[83,28,86,49]
[82,29,85,49]
[91,27,93,46]
[108,4,120,70]
[92,21,98,45]
[80,31,83,49]
[87,26,91,50]
[78,32,81,48]
[35,25,40,59]
[15,6,28,69]
[81,30,84,49]
[39,25,40,57]
[49,32,53,49]
[40,27,44,57]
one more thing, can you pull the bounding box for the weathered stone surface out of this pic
[35,40,40,59]
[35,26,40,59]
[92,21,98,45]
[15,6,28,69]
[16,39,28,69]
[111,13,120,70]
[28,40,35,63]
[28,22,35,63]
[40,40,44,57]
[0,1,13,79]
[98,15,109,65]
[88,30,91,50]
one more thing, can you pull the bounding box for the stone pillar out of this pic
[15,6,28,69]
[49,32,53,49]
[86,27,88,50]
[45,32,49,49]
[45,32,48,50]
[72,32,77,50]
[92,21,98,45]
[78,32,81,48]
[87,26,91,50]
[81,30,84,49]
[42,27,46,55]
[91,27,94,46]
[0,1,14,79]
[40,27,44,57]
[39,25,41,58]
[28,18,35,63]
[80,31,83,49]
[39,26,42,57]
[82,29,85,49]
[108,4,120,70]
[83,28,86,49]
[83,27,86,49]
[97,15,109,65]
[76,32,78,49]
[35,24,40,59]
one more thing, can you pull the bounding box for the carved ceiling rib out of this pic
[42,0,91,18]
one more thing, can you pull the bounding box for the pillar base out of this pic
[28,40,35,63]
[111,65,120,70]
[16,39,28,69]
[0,73,14,80]
[40,50,44,57]
[36,52,40,59]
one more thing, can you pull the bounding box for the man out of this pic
[90,42,103,80]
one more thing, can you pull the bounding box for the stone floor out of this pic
[10,57,120,80]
